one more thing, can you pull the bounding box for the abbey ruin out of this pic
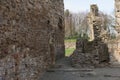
[70,4,109,68]
[0,0,120,80]
[71,0,120,67]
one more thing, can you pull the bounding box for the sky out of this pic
[64,0,114,14]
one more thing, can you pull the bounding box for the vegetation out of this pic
[64,9,116,39]
[65,38,76,42]
[65,48,75,56]
[65,35,90,56]
[65,38,76,56]
[64,9,117,57]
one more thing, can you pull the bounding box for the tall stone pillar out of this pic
[88,4,109,63]
[115,0,120,33]
[87,4,102,41]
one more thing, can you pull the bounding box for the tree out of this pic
[64,10,116,40]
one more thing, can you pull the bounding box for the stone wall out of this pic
[0,0,64,80]
[87,4,104,41]
[87,4,109,63]
[108,41,120,64]
[70,4,109,68]
[106,0,120,65]
[115,0,120,33]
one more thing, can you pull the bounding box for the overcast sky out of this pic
[64,0,114,14]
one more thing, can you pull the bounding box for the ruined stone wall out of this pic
[0,0,64,80]
[87,5,109,63]
[70,5,109,68]
[87,4,103,41]
[115,0,120,33]
[108,41,120,64]
[106,0,120,65]
[48,0,65,60]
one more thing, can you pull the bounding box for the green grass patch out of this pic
[65,48,75,56]
[65,39,76,43]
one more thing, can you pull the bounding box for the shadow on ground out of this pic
[40,57,120,80]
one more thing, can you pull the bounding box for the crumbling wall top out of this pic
[90,4,99,16]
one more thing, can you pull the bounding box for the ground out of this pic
[40,57,120,80]
[65,38,76,56]
[40,39,120,80]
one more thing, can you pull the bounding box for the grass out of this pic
[65,48,75,56]
[65,38,76,43]
[65,38,76,56]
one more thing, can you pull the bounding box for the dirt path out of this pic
[40,57,120,80]
[65,42,75,49]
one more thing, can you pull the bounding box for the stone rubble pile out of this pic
[70,38,109,68]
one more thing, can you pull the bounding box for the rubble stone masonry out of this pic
[0,0,65,80]
[108,41,120,64]
[70,4,109,68]
[115,0,120,33]
[107,0,120,64]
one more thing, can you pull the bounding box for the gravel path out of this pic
[40,57,120,80]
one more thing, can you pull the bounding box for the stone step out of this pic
[47,68,93,72]
[104,74,120,78]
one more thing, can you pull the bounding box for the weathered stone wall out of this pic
[0,0,64,80]
[87,4,109,63]
[87,4,103,41]
[106,0,120,65]
[115,0,120,33]
[108,41,120,64]
[82,3,120,66]
[70,4,109,68]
